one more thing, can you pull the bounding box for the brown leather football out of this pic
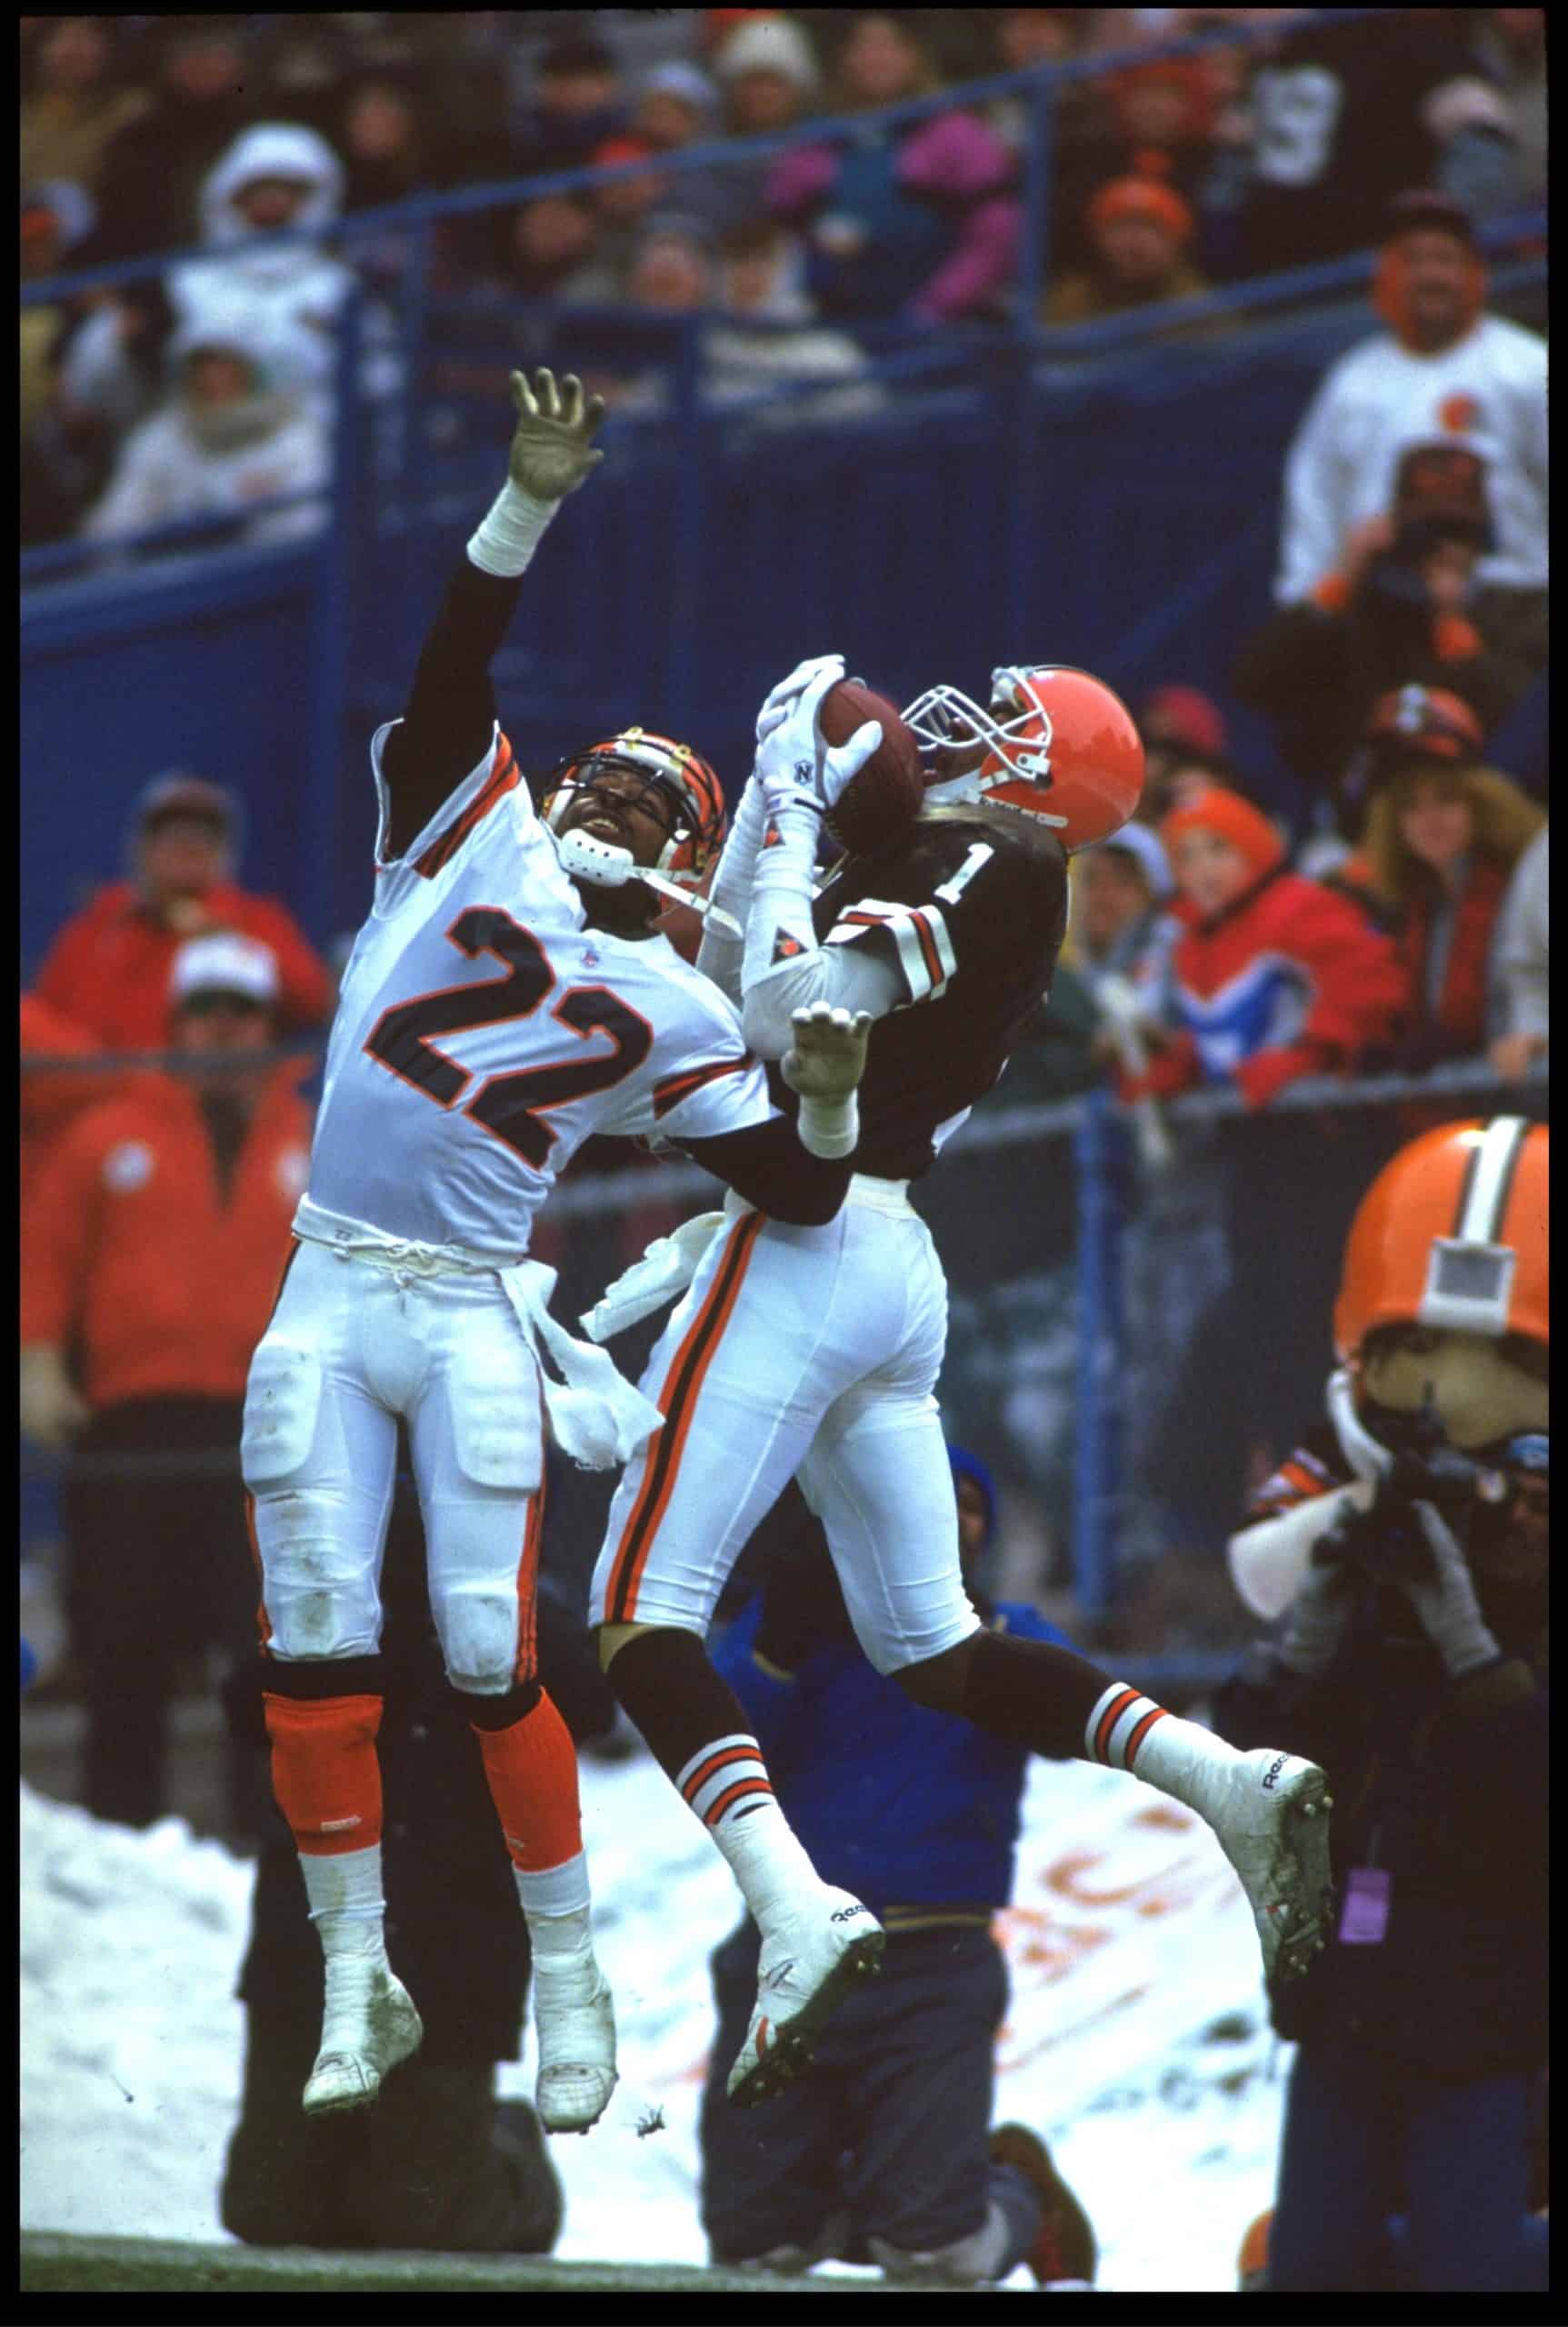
[818,678,924,857]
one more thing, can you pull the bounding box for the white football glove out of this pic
[755,654,846,746]
[754,664,882,822]
[782,1003,873,1159]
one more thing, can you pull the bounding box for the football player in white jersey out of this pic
[584,657,1337,2154]
[242,370,876,2133]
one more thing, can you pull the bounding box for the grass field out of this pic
[19,2233,910,2295]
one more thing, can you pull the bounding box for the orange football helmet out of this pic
[1334,1117,1548,1365]
[901,665,1144,850]
[541,726,726,887]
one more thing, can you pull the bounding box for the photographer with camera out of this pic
[1216,1117,1547,2294]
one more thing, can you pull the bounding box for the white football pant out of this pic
[589,1182,980,1673]
[243,1241,546,1692]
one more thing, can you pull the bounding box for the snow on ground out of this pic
[21,1754,1292,2292]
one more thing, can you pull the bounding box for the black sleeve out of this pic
[379,553,525,862]
[674,1115,854,1226]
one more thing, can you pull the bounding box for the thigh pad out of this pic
[242,1341,324,1488]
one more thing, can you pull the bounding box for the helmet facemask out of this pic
[543,731,725,891]
[901,669,1068,825]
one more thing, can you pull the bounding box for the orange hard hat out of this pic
[1334,1117,1548,1364]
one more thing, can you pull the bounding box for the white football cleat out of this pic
[1202,1749,1335,1988]
[727,1888,884,2108]
[533,1952,617,2134]
[302,1956,423,2115]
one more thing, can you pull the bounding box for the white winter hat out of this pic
[714,16,820,92]
[642,61,720,117]
[171,934,280,1008]
[1089,820,1174,900]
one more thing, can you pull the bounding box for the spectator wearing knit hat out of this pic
[1041,173,1216,331]
[33,774,331,1054]
[1347,688,1544,1072]
[626,62,733,239]
[1235,443,1543,825]
[1071,824,1181,1030]
[1135,685,1233,823]
[20,15,149,203]
[711,15,822,228]
[1276,193,1547,616]
[509,35,626,184]
[1055,50,1220,274]
[765,14,1020,326]
[1121,788,1407,1110]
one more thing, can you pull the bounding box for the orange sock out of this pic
[473,1688,584,1872]
[264,1692,384,1857]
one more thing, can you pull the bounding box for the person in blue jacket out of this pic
[698,1448,1097,2289]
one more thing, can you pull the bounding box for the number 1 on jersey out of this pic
[934,844,994,905]
[365,906,651,1169]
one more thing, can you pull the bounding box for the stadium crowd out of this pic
[20,9,1548,542]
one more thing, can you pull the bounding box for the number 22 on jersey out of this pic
[365,905,652,1168]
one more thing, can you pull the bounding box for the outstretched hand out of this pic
[507,368,606,503]
[782,1003,874,1102]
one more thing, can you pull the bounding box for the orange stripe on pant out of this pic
[604,1211,764,1623]
[514,1389,548,1681]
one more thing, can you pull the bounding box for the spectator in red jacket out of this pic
[19,933,314,1834]
[1124,787,1408,1109]
[1352,695,1544,1070]
[19,991,130,1193]
[32,772,332,1054]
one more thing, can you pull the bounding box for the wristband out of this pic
[467,480,557,577]
[796,1092,859,1160]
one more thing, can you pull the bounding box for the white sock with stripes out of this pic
[676,1734,825,1933]
[1084,1683,1240,1814]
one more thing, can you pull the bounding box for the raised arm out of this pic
[734,660,903,1058]
[379,370,605,860]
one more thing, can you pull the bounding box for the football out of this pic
[817,678,924,857]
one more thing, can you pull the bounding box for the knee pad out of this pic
[242,1341,323,1488]
[433,1582,528,1696]
[256,1502,383,1661]
[456,1676,542,1731]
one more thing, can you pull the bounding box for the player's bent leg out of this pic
[413,1310,614,2132]
[804,1396,1333,1992]
[244,1285,414,2116]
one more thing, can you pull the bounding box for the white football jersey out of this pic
[304,721,774,1255]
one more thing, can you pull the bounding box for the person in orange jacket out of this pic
[1122,788,1410,1110]
[20,934,314,1834]
[31,772,333,1054]
[19,992,127,1190]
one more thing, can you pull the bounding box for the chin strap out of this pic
[554,829,740,935]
